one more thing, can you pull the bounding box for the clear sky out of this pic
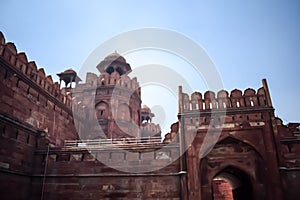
[1,0,299,135]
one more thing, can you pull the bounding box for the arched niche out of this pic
[95,101,109,119]
[117,103,131,121]
[212,166,253,200]
[199,136,266,200]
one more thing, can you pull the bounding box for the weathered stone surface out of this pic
[0,32,299,200]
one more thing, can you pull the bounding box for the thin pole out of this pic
[40,145,50,200]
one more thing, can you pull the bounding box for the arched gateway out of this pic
[178,80,284,200]
[212,166,253,200]
[200,137,266,200]
[0,37,298,200]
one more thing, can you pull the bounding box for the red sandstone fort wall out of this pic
[0,31,300,200]
[29,145,181,200]
[179,86,300,200]
[0,32,182,200]
[0,32,78,200]
[0,32,78,146]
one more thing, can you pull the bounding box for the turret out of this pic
[96,51,131,75]
[57,68,81,88]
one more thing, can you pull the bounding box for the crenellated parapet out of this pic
[141,122,161,138]
[98,72,140,96]
[179,85,269,113]
[141,123,161,133]
[75,72,140,97]
[0,32,73,110]
[276,119,300,168]
[0,32,78,145]
[174,79,277,147]
[71,57,142,139]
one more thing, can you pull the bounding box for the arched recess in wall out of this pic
[199,136,266,200]
[117,103,131,121]
[95,101,109,119]
[212,166,253,200]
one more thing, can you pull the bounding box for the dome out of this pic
[104,52,126,63]
[141,104,155,118]
[57,68,82,85]
[97,52,131,75]
[141,104,150,110]
[63,68,77,74]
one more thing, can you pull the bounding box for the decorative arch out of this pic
[212,166,253,200]
[110,71,120,85]
[95,101,109,119]
[214,136,264,159]
[120,75,131,88]
[99,72,109,86]
[117,103,131,121]
[199,136,266,200]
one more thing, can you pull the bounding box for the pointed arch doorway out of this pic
[199,136,266,200]
[212,167,253,200]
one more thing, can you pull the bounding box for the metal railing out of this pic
[64,136,162,148]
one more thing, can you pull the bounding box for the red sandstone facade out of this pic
[0,31,299,200]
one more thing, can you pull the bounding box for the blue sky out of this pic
[1,0,299,134]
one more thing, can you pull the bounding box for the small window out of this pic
[116,67,123,75]
[96,102,108,119]
[100,110,104,116]
[100,78,105,86]
[106,66,114,74]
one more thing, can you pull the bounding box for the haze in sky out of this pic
[1,0,299,135]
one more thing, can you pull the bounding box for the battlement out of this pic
[0,32,78,145]
[98,72,139,90]
[0,32,73,110]
[141,123,161,138]
[141,123,161,133]
[76,71,140,96]
[179,82,271,113]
